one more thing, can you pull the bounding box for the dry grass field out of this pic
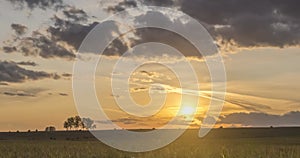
[0,128,300,158]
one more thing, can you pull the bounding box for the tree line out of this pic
[63,116,96,131]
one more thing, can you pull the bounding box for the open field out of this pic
[0,128,300,158]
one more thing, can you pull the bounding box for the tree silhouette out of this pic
[67,117,75,130]
[74,116,82,130]
[63,116,96,131]
[82,118,96,130]
[63,117,75,130]
[63,121,70,130]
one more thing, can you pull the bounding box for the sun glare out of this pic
[180,106,196,116]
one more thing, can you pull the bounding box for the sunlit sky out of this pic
[1,0,300,131]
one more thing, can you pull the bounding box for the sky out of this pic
[0,0,300,131]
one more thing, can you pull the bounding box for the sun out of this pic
[180,106,196,116]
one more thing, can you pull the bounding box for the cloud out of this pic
[111,117,139,125]
[132,70,169,80]
[3,7,96,60]
[6,4,203,60]
[127,70,173,93]
[11,23,28,35]
[0,82,9,86]
[139,70,154,77]
[48,15,99,50]
[3,91,35,97]
[7,0,63,10]
[130,87,147,93]
[132,11,204,57]
[225,99,271,112]
[141,0,174,6]
[100,10,214,58]
[219,111,300,127]
[1,87,48,97]
[61,73,72,77]
[2,46,17,53]
[168,116,198,126]
[105,0,300,50]
[139,83,275,113]
[62,7,88,22]
[0,61,60,83]
[107,0,137,13]
[180,0,300,48]
[98,115,200,128]
[59,93,68,96]
[16,61,37,66]
[16,31,75,59]
[106,0,174,13]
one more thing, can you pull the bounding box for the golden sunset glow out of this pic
[0,0,299,133]
[179,106,196,116]
[1,0,300,157]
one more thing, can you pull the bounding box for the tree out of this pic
[82,118,96,130]
[63,116,96,131]
[74,116,82,130]
[45,126,56,132]
[63,117,75,130]
[67,117,75,130]
[64,121,70,130]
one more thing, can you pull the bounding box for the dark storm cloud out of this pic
[5,4,131,59]
[219,111,300,127]
[106,0,174,12]
[11,23,28,35]
[49,16,128,56]
[48,15,99,50]
[132,11,207,57]
[0,61,60,83]
[5,3,95,59]
[142,0,174,6]
[7,0,63,10]
[179,0,300,48]
[106,0,300,49]
[3,6,96,59]
[100,10,216,58]
[103,38,131,56]
[100,11,202,57]
[74,20,128,56]
[132,28,200,57]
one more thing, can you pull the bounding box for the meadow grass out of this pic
[0,128,299,158]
